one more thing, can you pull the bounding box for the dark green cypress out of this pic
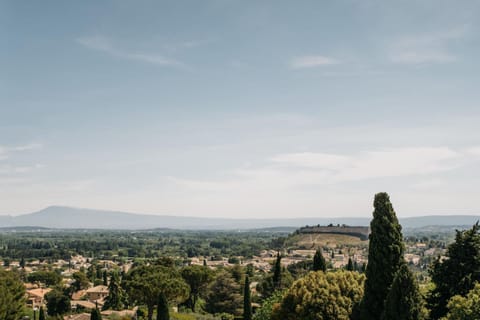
[312,249,326,272]
[360,192,405,320]
[346,257,354,271]
[243,275,252,320]
[156,292,170,320]
[38,307,46,320]
[428,222,480,319]
[382,263,423,320]
[103,270,108,286]
[90,307,102,320]
[272,253,282,289]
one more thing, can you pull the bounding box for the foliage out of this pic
[271,270,365,320]
[346,257,354,271]
[181,265,213,312]
[312,249,326,272]
[382,263,424,320]
[287,260,313,279]
[428,222,480,319]
[91,307,103,320]
[360,193,404,320]
[157,292,170,320]
[243,275,252,320]
[441,282,480,320]
[257,268,293,299]
[72,271,91,291]
[123,264,189,320]
[27,270,62,287]
[0,229,288,262]
[45,289,71,316]
[39,306,46,320]
[0,269,26,320]
[272,253,282,289]
[204,271,242,316]
[103,270,126,310]
[253,290,285,320]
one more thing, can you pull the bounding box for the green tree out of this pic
[103,270,108,286]
[382,263,424,320]
[312,249,326,272]
[244,275,252,320]
[428,222,480,319]
[253,290,285,320]
[205,271,242,316]
[27,270,62,287]
[272,253,282,289]
[123,264,189,320]
[360,193,405,320]
[271,270,365,320]
[45,289,71,316]
[0,269,26,320]
[102,271,126,310]
[72,271,91,291]
[346,258,354,271]
[38,306,46,320]
[90,307,102,320]
[181,265,212,312]
[156,292,170,320]
[442,282,480,320]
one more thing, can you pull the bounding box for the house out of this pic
[86,285,109,301]
[71,300,96,311]
[64,313,91,320]
[26,288,52,307]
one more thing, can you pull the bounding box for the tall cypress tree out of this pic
[382,263,423,320]
[38,307,46,320]
[346,257,354,271]
[102,271,125,310]
[156,292,170,320]
[360,192,404,320]
[272,253,282,289]
[243,275,252,320]
[312,249,326,272]
[90,307,102,320]
[103,270,108,286]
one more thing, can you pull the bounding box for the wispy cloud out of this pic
[388,27,466,64]
[77,36,184,67]
[170,146,480,193]
[290,55,339,69]
[0,143,43,161]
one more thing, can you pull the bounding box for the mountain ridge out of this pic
[0,206,479,230]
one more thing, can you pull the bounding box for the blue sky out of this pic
[1,0,480,218]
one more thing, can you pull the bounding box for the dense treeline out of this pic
[0,230,287,261]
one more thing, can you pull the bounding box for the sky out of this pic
[1,0,480,218]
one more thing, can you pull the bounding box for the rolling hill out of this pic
[0,206,479,230]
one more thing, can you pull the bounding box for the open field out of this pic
[286,233,368,249]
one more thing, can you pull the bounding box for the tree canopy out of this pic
[102,270,126,311]
[123,264,189,320]
[181,265,213,312]
[442,282,480,320]
[45,289,71,316]
[272,271,365,320]
[0,269,26,320]
[382,263,424,320]
[312,249,326,272]
[205,271,242,316]
[361,192,404,320]
[428,222,480,319]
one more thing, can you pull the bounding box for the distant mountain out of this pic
[0,206,479,230]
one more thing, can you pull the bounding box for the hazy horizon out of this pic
[2,1,480,218]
